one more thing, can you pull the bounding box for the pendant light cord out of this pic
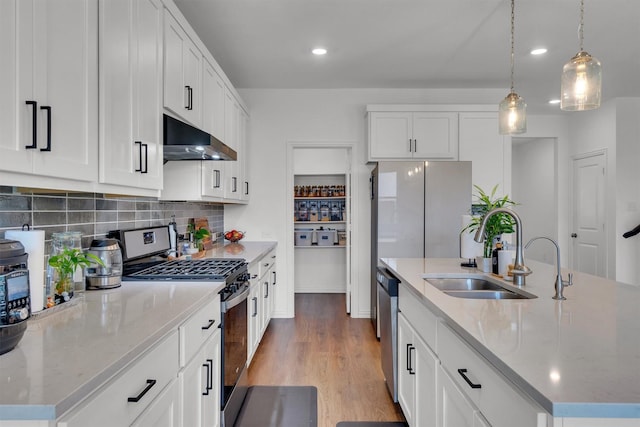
[579,0,584,52]
[510,0,515,93]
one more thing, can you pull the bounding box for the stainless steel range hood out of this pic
[163,114,237,161]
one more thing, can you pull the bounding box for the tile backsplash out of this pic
[0,186,224,251]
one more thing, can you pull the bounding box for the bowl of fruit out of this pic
[224,229,245,243]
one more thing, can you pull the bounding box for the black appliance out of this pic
[0,239,31,355]
[114,226,249,427]
[163,114,237,162]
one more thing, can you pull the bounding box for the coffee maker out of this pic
[85,239,122,290]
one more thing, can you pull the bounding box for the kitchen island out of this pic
[381,257,640,426]
[0,241,276,425]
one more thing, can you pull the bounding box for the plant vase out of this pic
[53,271,74,304]
[476,256,493,273]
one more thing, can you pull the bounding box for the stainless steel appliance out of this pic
[115,226,250,427]
[370,161,471,336]
[163,114,237,161]
[85,239,123,290]
[377,267,399,402]
[0,239,31,355]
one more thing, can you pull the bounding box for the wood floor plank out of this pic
[248,293,405,427]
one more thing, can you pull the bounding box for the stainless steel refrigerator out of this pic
[371,161,472,335]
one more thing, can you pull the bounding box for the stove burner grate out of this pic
[126,258,246,281]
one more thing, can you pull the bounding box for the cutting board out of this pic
[191,217,214,250]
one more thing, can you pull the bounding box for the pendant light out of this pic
[499,0,526,135]
[560,0,601,111]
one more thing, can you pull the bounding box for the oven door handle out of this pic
[221,287,250,313]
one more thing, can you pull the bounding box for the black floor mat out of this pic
[336,423,408,427]
[235,386,317,427]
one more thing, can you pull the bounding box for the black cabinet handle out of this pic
[141,142,148,173]
[264,281,269,298]
[272,270,277,285]
[25,101,37,149]
[457,368,481,389]
[406,343,412,372]
[252,296,258,317]
[184,85,190,109]
[40,106,51,152]
[203,362,211,395]
[571,233,578,238]
[201,319,216,330]
[214,169,221,188]
[244,181,249,196]
[188,86,193,110]
[128,379,156,402]
[135,141,143,172]
[408,345,416,375]
[206,358,214,391]
[232,176,237,193]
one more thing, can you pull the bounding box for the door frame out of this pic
[286,141,358,316]
[570,149,608,276]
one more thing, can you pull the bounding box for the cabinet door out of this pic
[131,380,180,427]
[369,112,413,159]
[202,161,226,199]
[414,332,438,427]
[260,276,270,337]
[164,12,201,127]
[99,0,163,190]
[412,112,458,159]
[397,313,416,426]
[32,0,98,181]
[202,58,225,140]
[269,262,277,318]
[238,107,250,202]
[459,112,511,198]
[0,0,31,172]
[438,366,476,427]
[180,331,220,427]
[248,282,260,362]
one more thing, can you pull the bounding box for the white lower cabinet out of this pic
[179,331,221,427]
[438,365,476,427]
[131,379,180,427]
[57,331,179,427]
[397,312,438,427]
[248,271,261,363]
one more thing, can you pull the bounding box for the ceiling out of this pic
[174,0,640,114]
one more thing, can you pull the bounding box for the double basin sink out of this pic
[424,274,537,300]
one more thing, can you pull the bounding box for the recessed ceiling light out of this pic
[312,48,327,56]
[530,48,548,55]
[548,99,561,105]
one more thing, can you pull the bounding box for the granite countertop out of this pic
[380,257,640,419]
[0,241,276,421]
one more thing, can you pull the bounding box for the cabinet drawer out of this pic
[58,331,179,427]
[180,295,221,367]
[398,283,437,352]
[258,248,276,278]
[438,323,546,427]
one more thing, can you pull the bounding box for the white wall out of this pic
[225,88,507,318]
[512,138,557,264]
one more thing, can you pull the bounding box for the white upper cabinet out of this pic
[0,0,98,182]
[202,58,225,141]
[458,112,511,198]
[239,108,250,202]
[99,0,164,192]
[164,10,202,128]
[368,111,458,161]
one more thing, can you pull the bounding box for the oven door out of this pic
[221,286,249,427]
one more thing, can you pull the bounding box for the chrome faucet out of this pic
[525,236,573,300]
[474,207,531,286]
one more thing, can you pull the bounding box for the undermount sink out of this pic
[424,275,537,300]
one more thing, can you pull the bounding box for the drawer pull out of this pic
[408,345,416,375]
[201,319,216,330]
[203,362,211,395]
[457,368,481,389]
[128,379,157,402]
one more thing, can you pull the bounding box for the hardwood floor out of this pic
[247,293,405,427]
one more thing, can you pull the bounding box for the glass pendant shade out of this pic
[560,50,602,111]
[499,92,527,134]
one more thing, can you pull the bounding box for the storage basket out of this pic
[294,229,313,246]
[316,229,336,246]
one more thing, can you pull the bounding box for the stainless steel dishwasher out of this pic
[377,267,399,402]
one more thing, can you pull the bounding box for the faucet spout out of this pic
[473,207,531,285]
[525,236,573,300]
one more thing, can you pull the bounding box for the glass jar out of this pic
[48,231,83,304]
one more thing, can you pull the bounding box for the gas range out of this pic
[125,258,247,281]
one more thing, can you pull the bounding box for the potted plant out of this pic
[48,248,104,304]
[187,222,211,251]
[462,185,516,271]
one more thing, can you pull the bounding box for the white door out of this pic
[571,153,606,277]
